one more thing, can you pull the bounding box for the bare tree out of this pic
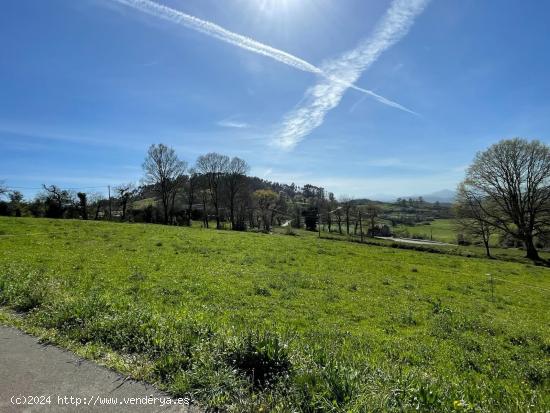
[455,183,495,258]
[183,169,199,226]
[226,157,250,229]
[168,174,186,224]
[326,193,337,233]
[365,203,381,237]
[333,206,343,234]
[316,198,329,233]
[42,185,72,218]
[198,188,210,228]
[196,152,229,229]
[291,199,303,229]
[459,138,550,261]
[88,192,105,220]
[115,183,135,221]
[142,144,187,225]
[340,196,354,235]
[253,189,279,232]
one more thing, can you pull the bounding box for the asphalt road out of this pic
[0,326,200,413]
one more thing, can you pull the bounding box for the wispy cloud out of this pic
[0,122,137,149]
[112,0,321,73]
[274,0,429,150]
[111,0,412,113]
[217,119,250,129]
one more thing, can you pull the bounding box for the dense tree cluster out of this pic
[0,145,326,231]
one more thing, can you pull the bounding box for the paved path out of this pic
[0,326,200,412]
[376,236,451,246]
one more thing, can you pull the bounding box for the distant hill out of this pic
[355,189,456,204]
[410,189,456,203]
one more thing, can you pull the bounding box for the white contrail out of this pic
[275,0,429,149]
[111,0,414,114]
[345,83,417,115]
[112,0,321,74]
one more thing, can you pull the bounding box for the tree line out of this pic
[1,138,550,262]
[0,144,334,232]
[0,143,390,237]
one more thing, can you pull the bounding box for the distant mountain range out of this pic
[366,189,456,203]
[355,189,456,204]
[406,189,456,203]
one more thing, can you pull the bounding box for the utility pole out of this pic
[108,185,112,220]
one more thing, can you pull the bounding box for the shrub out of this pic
[227,331,292,388]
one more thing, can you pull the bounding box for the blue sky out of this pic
[1,0,549,200]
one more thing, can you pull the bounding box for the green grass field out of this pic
[0,217,549,411]
[395,219,458,243]
[392,219,539,261]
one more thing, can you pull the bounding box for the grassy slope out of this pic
[0,217,548,412]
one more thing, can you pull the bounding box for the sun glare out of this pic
[253,0,301,16]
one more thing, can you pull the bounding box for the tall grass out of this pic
[0,217,548,411]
